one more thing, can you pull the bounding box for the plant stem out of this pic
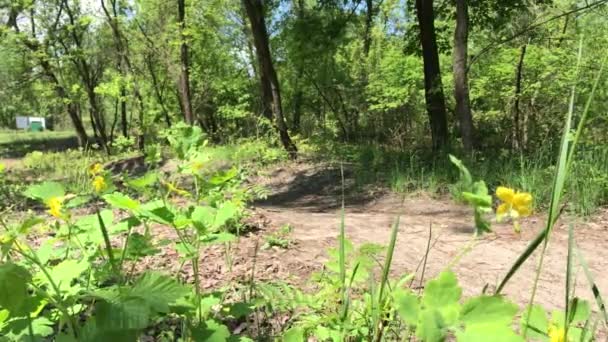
[96,209,119,280]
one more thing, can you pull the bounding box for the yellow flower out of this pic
[163,181,190,197]
[496,186,533,219]
[88,163,103,176]
[191,161,204,172]
[46,197,64,219]
[548,324,566,342]
[92,176,107,193]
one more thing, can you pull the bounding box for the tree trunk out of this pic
[177,0,194,125]
[363,0,374,57]
[415,0,449,151]
[242,0,297,158]
[453,0,474,151]
[512,43,527,150]
[120,86,128,137]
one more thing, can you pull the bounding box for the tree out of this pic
[453,0,474,151]
[177,0,194,125]
[415,0,449,151]
[242,0,297,158]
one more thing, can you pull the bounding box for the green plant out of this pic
[263,224,292,249]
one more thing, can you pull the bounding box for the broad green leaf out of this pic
[201,232,236,245]
[521,305,549,340]
[191,206,216,232]
[460,295,519,326]
[129,272,191,313]
[209,167,238,185]
[24,181,65,202]
[78,318,139,342]
[393,287,420,325]
[0,263,31,313]
[226,302,252,319]
[4,316,54,340]
[95,295,151,331]
[103,192,140,211]
[125,233,159,259]
[416,309,446,342]
[283,326,305,342]
[456,324,524,342]
[568,298,591,324]
[462,192,492,208]
[422,271,462,325]
[143,206,175,225]
[214,201,239,228]
[126,172,158,190]
[45,258,89,293]
[191,319,231,342]
[17,216,44,234]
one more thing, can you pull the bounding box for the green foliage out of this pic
[449,155,492,235]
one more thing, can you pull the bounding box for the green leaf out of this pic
[449,155,473,191]
[191,319,231,342]
[521,305,549,340]
[422,271,462,325]
[393,288,420,325]
[0,263,31,313]
[4,316,54,340]
[209,167,238,185]
[129,272,191,313]
[191,206,216,232]
[214,201,239,228]
[460,295,519,327]
[24,181,65,202]
[44,258,89,293]
[126,172,158,191]
[226,302,252,319]
[103,192,140,211]
[462,192,492,208]
[456,324,524,342]
[568,298,591,324]
[283,326,305,342]
[125,233,159,259]
[95,295,151,331]
[416,309,446,342]
[200,232,236,245]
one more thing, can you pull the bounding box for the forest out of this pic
[0,0,607,340]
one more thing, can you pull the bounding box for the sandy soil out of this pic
[135,161,608,315]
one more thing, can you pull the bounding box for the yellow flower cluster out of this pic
[496,186,533,219]
[89,163,107,193]
[92,176,107,193]
[548,324,565,342]
[46,197,64,219]
[88,163,103,177]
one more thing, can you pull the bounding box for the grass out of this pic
[303,139,608,216]
[0,130,85,157]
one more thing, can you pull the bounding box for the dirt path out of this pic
[251,162,608,312]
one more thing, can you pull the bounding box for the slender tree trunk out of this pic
[146,56,172,128]
[177,0,194,125]
[453,0,474,151]
[243,0,297,158]
[363,0,374,57]
[120,86,128,137]
[512,43,527,150]
[415,0,449,151]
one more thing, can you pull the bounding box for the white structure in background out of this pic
[15,116,46,130]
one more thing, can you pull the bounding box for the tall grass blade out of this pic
[575,241,608,328]
[373,215,400,341]
[564,223,574,336]
[518,38,584,338]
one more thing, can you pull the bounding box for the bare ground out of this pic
[131,161,608,316]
